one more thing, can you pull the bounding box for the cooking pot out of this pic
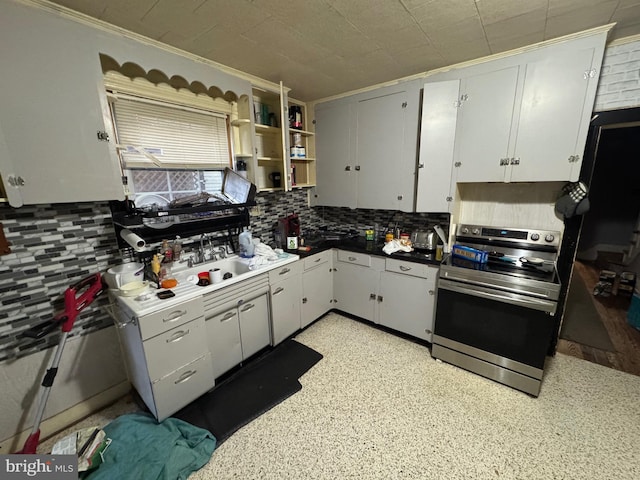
[104,262,144,289]
[411,228,438,251]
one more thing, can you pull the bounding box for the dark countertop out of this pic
[287,237,442,267]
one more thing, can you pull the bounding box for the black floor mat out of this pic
[173,339,323,444]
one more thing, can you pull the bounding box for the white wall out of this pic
[0,327,127,449]
[594,38,640,111]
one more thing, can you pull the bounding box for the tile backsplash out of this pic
[0,191,447,361]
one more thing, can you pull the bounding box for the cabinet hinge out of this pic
[97,131,110,142]
[454,94,469,108]
[454,161,461,168]
[7,175,25,187]
[583,68,597,80]
[446,196,453,202]
[401,102,408,108]
[417,163,424,169]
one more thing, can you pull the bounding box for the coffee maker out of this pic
[276,213,300,248]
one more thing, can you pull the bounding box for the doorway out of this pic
[555,108,640,376]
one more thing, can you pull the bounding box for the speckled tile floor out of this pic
[42,313,640,479]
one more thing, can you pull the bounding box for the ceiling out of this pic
[46,0,640,101]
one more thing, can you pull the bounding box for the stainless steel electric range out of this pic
[432,224,562,396]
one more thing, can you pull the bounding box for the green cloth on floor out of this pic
[85,412,216,480]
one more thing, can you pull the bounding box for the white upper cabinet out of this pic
[313,101,356,207]
[510,47,598,182]
[312,81,420,211]
[415,80,461,212]
[0,4,124,207]
[454,66,520,183]
[424,28,608,186]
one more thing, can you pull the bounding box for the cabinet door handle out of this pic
[369,293,376,300]
[345,165,351,171]
[221,311,237,322]
[302,297,308,304]
[174,370,196,385]
[510,157,520,165]
[164,310,187,323]
[354,165,361,171]
[399,265,411,272]
[429,290,435,295]
[279,267,291,275]
[378,295,383,302]
[166,330,189,343]
[273,286,285,295]
[314,257,322,263]
[240,303,255,312]
[348,256,357,262]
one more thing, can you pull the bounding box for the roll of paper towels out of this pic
[120,229,146,251]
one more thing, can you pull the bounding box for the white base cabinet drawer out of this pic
[385,258,434,280]
[268,261,302,283]
[139,297,205,341]
[337,250,371,267]
[144,317,207,381]
[151,353,214,421]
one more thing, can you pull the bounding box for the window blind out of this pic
[111,96,231,170]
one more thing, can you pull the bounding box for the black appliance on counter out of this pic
[432,224,562,396]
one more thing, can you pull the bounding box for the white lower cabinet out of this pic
[301,250,333,328]
[333,251,384,322]
[204,274,271,379]
[270,261,303,345]
[114,296,214,421]
[378,259,437,342]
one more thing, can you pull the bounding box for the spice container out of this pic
[365,227,375,241]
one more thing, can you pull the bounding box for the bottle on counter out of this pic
[172,236,182,262]
[239,227,255,258]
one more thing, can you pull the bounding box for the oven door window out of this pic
[434,286,556,369]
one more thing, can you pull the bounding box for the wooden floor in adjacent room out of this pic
[557,259,640,377]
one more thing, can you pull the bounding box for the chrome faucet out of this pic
[217,245,227,259]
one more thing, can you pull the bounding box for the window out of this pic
[104,72,234,201]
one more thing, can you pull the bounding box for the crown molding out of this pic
[15,0,290,96]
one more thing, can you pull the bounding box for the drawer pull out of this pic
[399,265,411,272]
[166,329,189,343]
[240,303,255,312]
[164,310,187,323]
[314,257,322,263]
[221,311,237,322]
[174,370,196,385]
[273,286,285,295]
[279,267,291,275]
[348,256,357,261]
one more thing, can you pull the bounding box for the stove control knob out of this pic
[472,228,480,235]
[545,234,555,243]
[530,233,540,241]
[461,227,469,235]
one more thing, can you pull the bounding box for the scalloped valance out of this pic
[99,53,240,103]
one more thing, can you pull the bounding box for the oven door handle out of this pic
[438,278,556,314]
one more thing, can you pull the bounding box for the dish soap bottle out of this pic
[239,228,254,258]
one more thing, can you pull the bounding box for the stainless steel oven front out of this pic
[431,224,562,397]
